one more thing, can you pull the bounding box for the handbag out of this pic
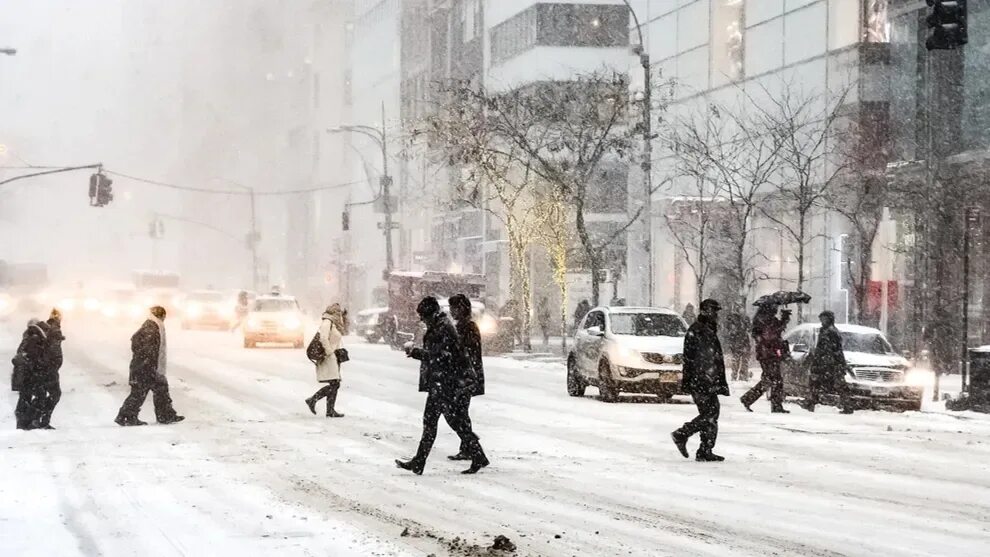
[334,347,349,365]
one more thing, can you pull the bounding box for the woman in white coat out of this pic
[305,304,347,418]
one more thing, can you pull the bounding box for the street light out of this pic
[620,0,654,305]
[327,103,395,274]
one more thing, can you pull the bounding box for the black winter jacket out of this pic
[809,325,848,383]
[409,312,471,399]
[681,316,730,396]
[129,319,162,385]
[455,319,485,396]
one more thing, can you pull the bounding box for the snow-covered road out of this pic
[2,321,989,556]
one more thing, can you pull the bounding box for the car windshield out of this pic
[840,332,895,355]
[253,299,298,312]
[610,313,686,337]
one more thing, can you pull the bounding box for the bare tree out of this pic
[531,187,575,351]
[755,84,852,321]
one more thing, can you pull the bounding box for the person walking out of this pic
[801,311,854,414]
[740,303,791,413]
[672,299,729,462]
[12,318,49,430]
[447,294,485,461]
[35,309,65,429]
[723,307,752,381]
[305,304,347,418]
[396,296,488,475]
[536,296,552,347]
[682,303,697,325]
[114,306,184,426]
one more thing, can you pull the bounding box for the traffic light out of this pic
[926,0,967,50]
[342,210,350,231]
[88,172,114,207]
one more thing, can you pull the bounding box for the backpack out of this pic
[306,333,326,364]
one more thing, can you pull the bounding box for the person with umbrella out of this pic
[740,292,805,413]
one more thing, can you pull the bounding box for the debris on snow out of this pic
[491,535,516,552]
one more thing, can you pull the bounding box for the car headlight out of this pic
[83,297,101,311]
[478,315,498,335]
[0,297,9,311]
[219,306,234,318]
[905,367,933,387]
[614,345,642,365]
[186,304,201,318]
[59,298,76,311]
[283,316,301,330]
[247,317,261,330]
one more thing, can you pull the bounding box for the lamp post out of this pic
[327,103,394,274]
[621,0,654,305]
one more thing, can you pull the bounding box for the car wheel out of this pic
[566,356,586,397]
[598,360,619,403]
[244,338,255,349]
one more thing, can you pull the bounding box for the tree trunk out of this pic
[574,196,601,306]
[796,211,807,323]
[507,227,532,352]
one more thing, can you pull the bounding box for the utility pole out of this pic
[962,207,979,393]
[328,107,395,277]
[622,0,654,306]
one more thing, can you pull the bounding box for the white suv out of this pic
[567,307,688,402]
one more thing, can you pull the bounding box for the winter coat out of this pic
[41,319,65,381]
[129,319,163,386]
[11,321,49,391]
[455,318,485,396]
[315,318,344,382]
[409,312,470,399]
[808,324,848,384]
[752,309,790,363]
[681,315,730,396]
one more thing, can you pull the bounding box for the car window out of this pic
[253,298,299,312]
[790,330,811,352]
[584,311,605,330]
[841,332,895,355]
[609,313,686,337]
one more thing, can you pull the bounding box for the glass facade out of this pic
[490,3,629,64]
[962,0,990,151]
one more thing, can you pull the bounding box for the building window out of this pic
[711,0,745,84]
[863,0,890,43]
[537,4,629,48]
[491,7,538,63]
[963,1,990,150]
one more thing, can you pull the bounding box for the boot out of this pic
[115,416,148,427]
[447,452,471,461]
[462,449,490,475]
[695,451,725,462]
[326,409,345,418]
[671,431,689,459]
[158,415,185,425]
[305,398,317,415]
[740,397,754,412]
[395,458,424,475]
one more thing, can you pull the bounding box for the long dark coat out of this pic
[809,325,848,385]
[129,319,162,386]
[681,316,730,396]
[752,309,790,363]
[41,319,65,381]
[11,321,49,391]
[455,319,485,396]
[408,313,471,399]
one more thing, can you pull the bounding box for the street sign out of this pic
[376,221,400,230]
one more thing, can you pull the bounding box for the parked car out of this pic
[356,307,390,343]
[181,290,235,330]
[567,306,688,402]
[243,295,305,348]
[782,323,923,411]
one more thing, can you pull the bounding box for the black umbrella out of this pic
[753,291,811,307]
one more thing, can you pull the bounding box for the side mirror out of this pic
[587,326,605,337]
[792,343,809,353]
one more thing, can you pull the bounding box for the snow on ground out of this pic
[2,319,990,556]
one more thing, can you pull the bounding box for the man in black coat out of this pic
[396,296,489,475]
[802,311,854,414]
[33,309,66,429]
[114,306,184,426]
[722,307,752,381]
[672,299,729,462]
[740,303,791,413]
[447,294,485,461]
[12,319,49,430]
